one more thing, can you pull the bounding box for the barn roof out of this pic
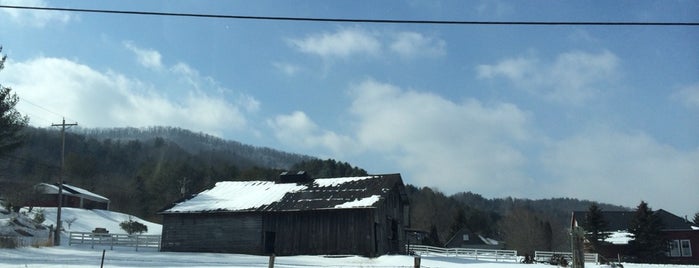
[160,173,406,214]
[35,183,110,203]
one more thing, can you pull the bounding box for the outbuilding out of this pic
[159,172,409,256]
[32,183,110,210]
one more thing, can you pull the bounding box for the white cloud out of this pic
[267,111,353,154]
[475,0,514,17]
[348,79,532,194]
[541,127,699,216]
[124,42,163,70]
[272,62,301,76]
[0,0,73,27]
[671,83,699,108]
[270,79,533,196]
[288,28,381,58]
[0,57,256,135]
[390,32,446,58]
[477,50,619,104]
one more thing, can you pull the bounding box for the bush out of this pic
[119,217,148,235]
[32,209,45,224]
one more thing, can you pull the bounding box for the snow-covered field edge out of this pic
[2,206,698,267]
[1,245,698,268]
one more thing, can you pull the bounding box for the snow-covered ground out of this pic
[22,207,162,235]
[1,246,697,268]
[1,207,697,267]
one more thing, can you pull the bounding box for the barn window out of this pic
[463,234,470,241]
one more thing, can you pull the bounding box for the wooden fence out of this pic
[407,244,518,262]
[68,232,161,251]
[534,250,599,263]
[0,233,52,248]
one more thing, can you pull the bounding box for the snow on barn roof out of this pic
[35,183,109,203]
[161,174,405,214]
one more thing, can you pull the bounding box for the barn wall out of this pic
[161,213,263,254]
[373,186,407,255]
[264,209,376,256]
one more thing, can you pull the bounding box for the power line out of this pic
[0,5,697,26]
[19,98,79,126]
[21,98,64,118]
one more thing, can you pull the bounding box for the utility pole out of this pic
[51,117,77,246]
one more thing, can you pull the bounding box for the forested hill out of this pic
[0,126,315,221]
[1,126,631,252]
[76,126,312,169]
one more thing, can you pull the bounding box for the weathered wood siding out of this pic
[372,186,407,255]
[161,213,263,253]
[159,176,409,256]
[264,209,375,256]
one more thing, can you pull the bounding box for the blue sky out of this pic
[1,0,697,217]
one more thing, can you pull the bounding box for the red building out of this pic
[572,209,699,264]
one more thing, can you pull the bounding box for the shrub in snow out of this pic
[65,217,77,229]
[32,209,45,224]
[120,217,148,235]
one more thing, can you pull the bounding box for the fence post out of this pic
[414,255,421,268]
[100,249,106,268]
[268,254,275,268]
[571,227,585,268]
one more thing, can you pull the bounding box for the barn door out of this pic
[264,231,276,254]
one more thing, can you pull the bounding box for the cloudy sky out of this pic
[1,1,697,217]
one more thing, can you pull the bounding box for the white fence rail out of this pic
[534,251,599,263]
[68,232,161,251]
[407,245,518,262]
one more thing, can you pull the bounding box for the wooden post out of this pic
[571,227,585,268]
[100,249,106,268]
[414,255,421,268]
[268,254,275,268]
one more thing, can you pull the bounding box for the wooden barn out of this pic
[32,183,110,210]
[159,173,409,257]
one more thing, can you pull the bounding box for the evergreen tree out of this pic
[584,203,610,254]
[423,224,442,247]
[629,201,667,263]
[119,217,148,235]
[0,46,29,156]
[692,212,699,226]
[448,208,467,239]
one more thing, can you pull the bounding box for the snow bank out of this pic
[21,207,161,235]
